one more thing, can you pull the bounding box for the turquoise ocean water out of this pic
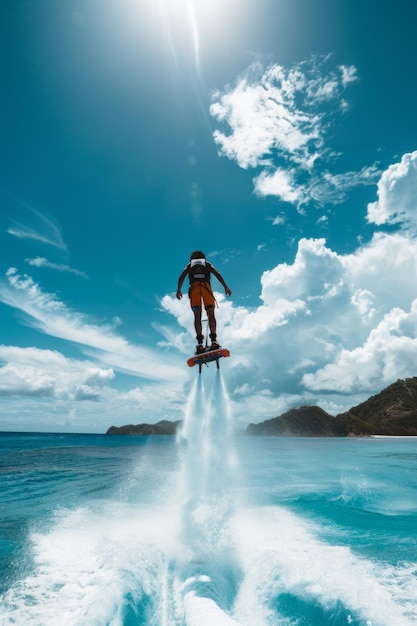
[1,371,417,625]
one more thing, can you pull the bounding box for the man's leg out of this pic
[206,306,216,336]
[190,284,204,346]
[206,306,219,347]
[193,307,204,354]
[193,306,203,342]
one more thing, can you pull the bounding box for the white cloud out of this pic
[26,257,88,278]
[367,151,417,230]
[82,367,115,386]
[271,215,286,226]
[303,303,417,393]
[210,59,328,171]
[254,165,381,208]
[309,165,381,206]
[340,64,358,88]
[0,268,184,384]
[162,225,417,422]
[7,200,67,250]
[0,363,55,398]
[210,57,380,210]
[254,168,303,204]
[345,231,417,307]
[0,343,186,431]
[258,237,348,309]
[0,345,114,400]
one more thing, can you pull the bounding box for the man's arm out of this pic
[210,266,232,297]
[176,267,189,299]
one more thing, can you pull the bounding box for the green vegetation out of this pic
[338,377,417,436]
[247,377,417,437]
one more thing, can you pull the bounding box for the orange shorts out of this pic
[189,281,215,310]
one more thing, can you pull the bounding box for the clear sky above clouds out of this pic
[1,0,417,432]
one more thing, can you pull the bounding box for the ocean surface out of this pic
[1,371,417,626]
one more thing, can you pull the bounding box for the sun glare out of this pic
[112,0,246,80]
[146,0,242,75]
[188,0,242,33]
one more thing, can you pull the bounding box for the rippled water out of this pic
[1,371,417,625]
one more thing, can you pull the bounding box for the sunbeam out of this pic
[187,0,201,76]
[147,0,242,78]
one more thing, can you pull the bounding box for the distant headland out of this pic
[107,420,181,436]
[107,377,417,437]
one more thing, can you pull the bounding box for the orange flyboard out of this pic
[187,347,230,368]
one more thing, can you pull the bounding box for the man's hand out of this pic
[225,287,232,297]
[176,290,182,300]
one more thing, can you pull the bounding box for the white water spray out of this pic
[174,369,242,625]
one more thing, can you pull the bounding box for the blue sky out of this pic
[2,0,417,432]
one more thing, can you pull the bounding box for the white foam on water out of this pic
[1,370,245,626]
[336,465,417,517]
[232,505,417,626]
[1,503,179,626]
[5,482,415,626]
[4,372,417,626]
[183,593,241,626]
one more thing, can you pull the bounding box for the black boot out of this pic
[195,335,204,355]
[209,333,220,350]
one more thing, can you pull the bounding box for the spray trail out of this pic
[177,375,207,509]
[175,369,242,624]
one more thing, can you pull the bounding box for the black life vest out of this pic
[188,258,211,284]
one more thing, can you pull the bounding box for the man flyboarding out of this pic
[176,250,232,355]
